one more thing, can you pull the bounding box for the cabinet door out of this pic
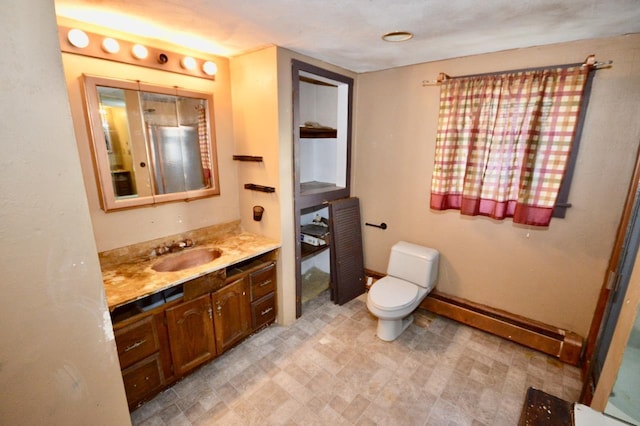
[165,294,216,377]
[329,197,365,305]
[212,277,250,353]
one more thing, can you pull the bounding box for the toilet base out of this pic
[376,314,414,341]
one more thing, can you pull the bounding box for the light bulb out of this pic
[131,44,148,59]
[202,61,217,76]
[181,56,196,70]
[102,38,120,54]
[67,29,89,48]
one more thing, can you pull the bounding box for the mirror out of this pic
[82,75,220,211]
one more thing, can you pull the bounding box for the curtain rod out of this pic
[422,54,613,87]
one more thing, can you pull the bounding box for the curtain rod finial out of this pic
[437,72,451,83]
[583,54,597,67]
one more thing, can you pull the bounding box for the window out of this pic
[430,65,591,226]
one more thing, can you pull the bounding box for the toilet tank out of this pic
[386,241,439,289]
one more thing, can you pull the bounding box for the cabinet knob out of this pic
[216,301,222,317]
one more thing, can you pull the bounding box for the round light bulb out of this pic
[181,56,196,70]
[131,44,148,59]
[202,61,217,76]
[67,29,89,48]
[102,37,120,54]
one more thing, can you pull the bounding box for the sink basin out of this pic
[151,248,222,272]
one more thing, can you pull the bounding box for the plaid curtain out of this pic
[430,66,589,226]
[197,105,212,187]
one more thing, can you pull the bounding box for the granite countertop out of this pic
[101,231,280,310]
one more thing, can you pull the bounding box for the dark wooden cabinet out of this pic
[249,262,277,330]
[165,294,217,376]
[251,292,276,329]
[110,254,277,410]
[121,353,164,408]
[213,277,250,353]
[113,313,165,408]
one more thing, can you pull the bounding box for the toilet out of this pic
[366,241,439,341]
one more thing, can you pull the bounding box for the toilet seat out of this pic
[368,277,418,311]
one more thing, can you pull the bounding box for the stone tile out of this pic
[214,381,241,406]
[328,394,350,413]
[426,397,473,426]
[272,370,314,404]
[131,291,584,426]
[267,398,305,425]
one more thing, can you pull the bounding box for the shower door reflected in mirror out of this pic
[83,75,219,211]
[141,93,211,195]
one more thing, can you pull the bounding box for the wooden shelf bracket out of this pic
[244,184,275,193]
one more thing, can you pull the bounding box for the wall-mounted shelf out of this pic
[301,242,329,260]
[244,183,275,193]
[300,127,337,139]
[233,155,263,162]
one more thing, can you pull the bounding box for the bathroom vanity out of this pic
[100,229,280,409]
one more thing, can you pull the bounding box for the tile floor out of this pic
[131,291,583,425]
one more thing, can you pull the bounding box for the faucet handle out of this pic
[154,245,169,256]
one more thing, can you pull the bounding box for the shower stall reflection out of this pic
[142,94,211,195]
[147,125,206,194]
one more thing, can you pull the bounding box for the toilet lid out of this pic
[368,277,418,311]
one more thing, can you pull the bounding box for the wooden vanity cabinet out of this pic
[212,276,250,353]
[113,312,165,409]
[165,293,217,377]
[249,262,277,329]
[111,254,278,410]
[121,353,163,409]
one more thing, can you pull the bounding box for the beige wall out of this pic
[60,23,240,252]
[0,1,130,424]
[230,47,357,325]
[353,34,640,337]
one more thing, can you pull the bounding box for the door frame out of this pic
[292,59,354,318]
[581,144,640,404]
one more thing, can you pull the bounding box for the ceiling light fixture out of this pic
[58,25,217,80]
[382,31,414,42]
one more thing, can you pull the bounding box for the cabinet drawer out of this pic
[250,263,276,301]
[114,315,160,369]
[122,353,164,408]
[184,269,225,301]
[251,292,276,330]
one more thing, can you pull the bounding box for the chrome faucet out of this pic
[169,238,194,252]
[153,238,194,256]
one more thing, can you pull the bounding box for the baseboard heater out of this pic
[419,290,583,366]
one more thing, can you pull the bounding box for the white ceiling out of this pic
[55,0,640,73]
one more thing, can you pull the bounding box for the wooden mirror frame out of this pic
[82,74,220,211]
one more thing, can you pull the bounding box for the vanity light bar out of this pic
[58,26,217,81]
